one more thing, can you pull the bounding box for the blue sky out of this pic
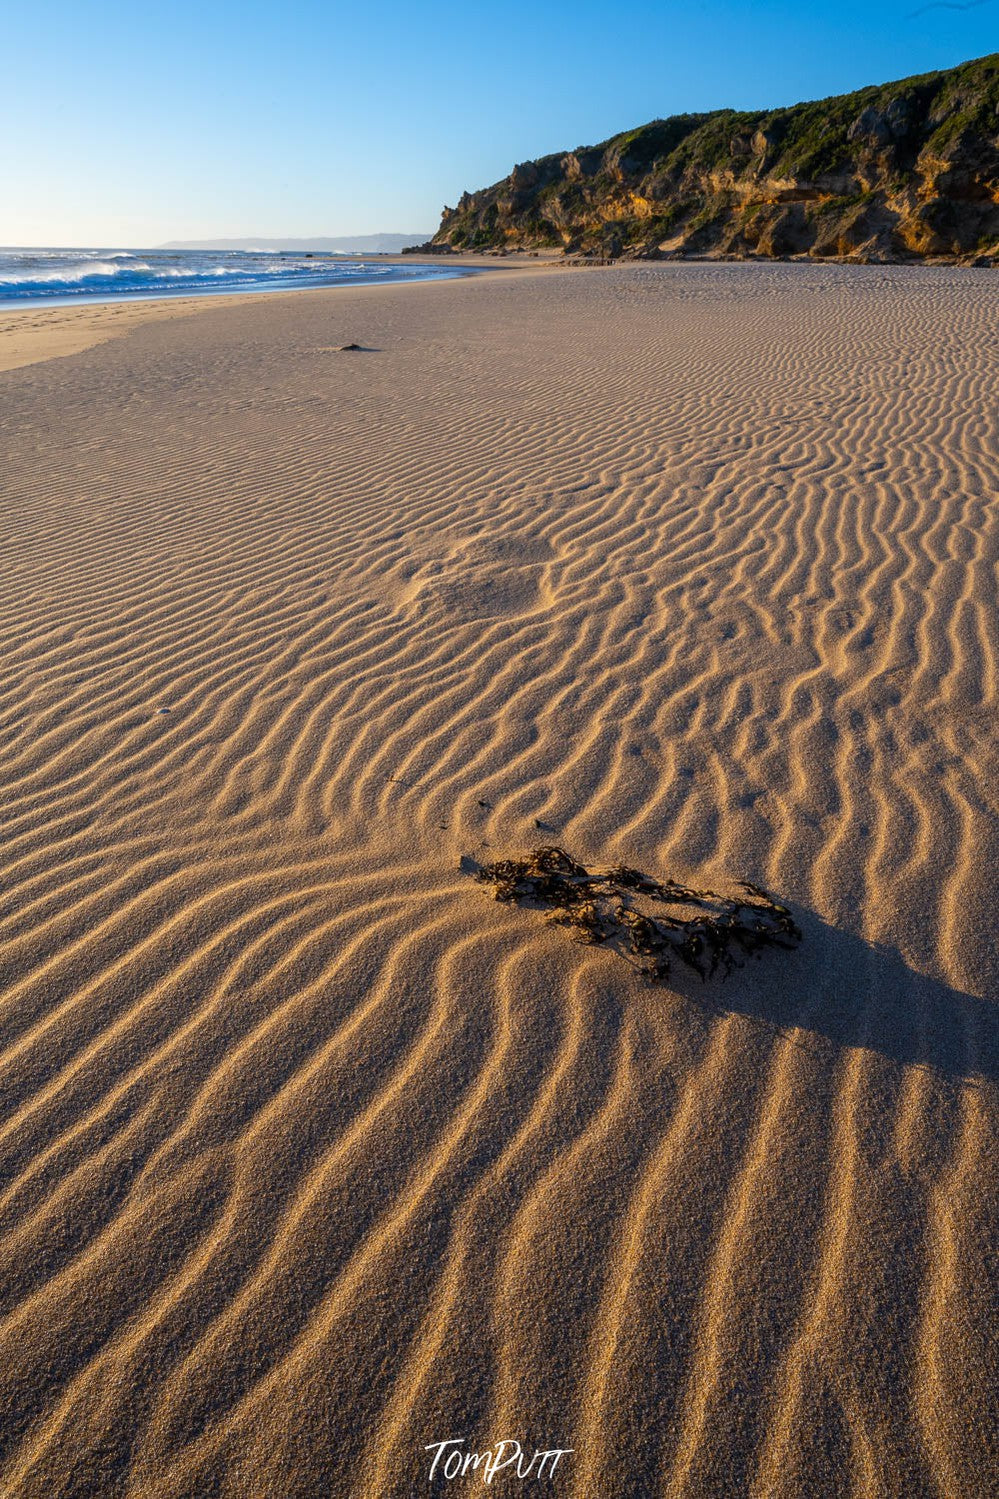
[1,0,995,246]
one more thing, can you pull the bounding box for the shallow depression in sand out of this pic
[379,532,558,621]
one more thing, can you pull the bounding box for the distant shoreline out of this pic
[0,256,552,373]
[0,249,494,315]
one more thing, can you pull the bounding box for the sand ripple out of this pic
[0,264,996,1496]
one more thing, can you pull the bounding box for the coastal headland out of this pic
[424,52,999,264]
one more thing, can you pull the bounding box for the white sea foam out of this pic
[0,261,129,284]
[0,247,460,303]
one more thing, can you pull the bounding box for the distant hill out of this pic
[159,234,432,254]
[426,53,998,264]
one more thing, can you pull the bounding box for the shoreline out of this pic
[0,256,555,374]
[0,256,479,317]
[6,248,990,377]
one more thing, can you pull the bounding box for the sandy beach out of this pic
[1,262,996,1497]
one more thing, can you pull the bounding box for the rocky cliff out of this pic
[427,54,998,263]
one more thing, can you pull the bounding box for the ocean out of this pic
[0,247,460,306]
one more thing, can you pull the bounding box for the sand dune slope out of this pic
[0,264,996,1497]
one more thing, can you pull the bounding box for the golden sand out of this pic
[0,263,996,1497]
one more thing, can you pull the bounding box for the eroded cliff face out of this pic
[427,54,999,263]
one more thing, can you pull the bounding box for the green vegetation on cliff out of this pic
[426,54,999,263]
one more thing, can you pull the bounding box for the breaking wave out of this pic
[0,247,458,303]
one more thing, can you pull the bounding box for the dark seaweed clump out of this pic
[475,846,801,982]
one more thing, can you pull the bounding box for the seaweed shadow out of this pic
[464,848,998,1090]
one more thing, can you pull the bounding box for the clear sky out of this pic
[2,0,995,247]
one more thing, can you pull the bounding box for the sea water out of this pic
[0,247,459,306]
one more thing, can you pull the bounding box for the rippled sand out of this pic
[1,263,996,1497]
